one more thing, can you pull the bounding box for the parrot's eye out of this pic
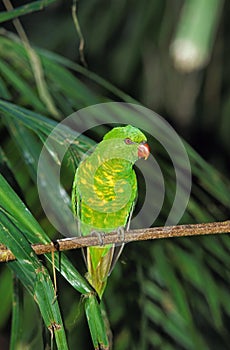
[124,138,134,145]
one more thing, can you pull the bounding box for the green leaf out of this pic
[0,0,58,24]
[144,300,194,349]
[0,268,13,328]
[152,243,209,349]
[0,173,92,295]
[0,59,46,113]
[0,212,68,349]
[0,76,11,99]
[10,277,23,350]
[84,295,109,350]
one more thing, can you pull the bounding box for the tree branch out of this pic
[0,220,229,263]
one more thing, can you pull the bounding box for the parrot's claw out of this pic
[91,230,105,246]
[117,226,125,242]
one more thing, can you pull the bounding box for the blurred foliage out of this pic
[0,1,230,349]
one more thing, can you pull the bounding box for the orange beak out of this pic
[138,142,150,160]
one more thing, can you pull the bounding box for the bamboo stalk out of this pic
[0,220,229,263]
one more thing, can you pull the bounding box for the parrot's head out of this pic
[102,125,150,163]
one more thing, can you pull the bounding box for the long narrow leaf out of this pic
[0,212,68,350]
[0,0,58,23]
[0,174,92,294]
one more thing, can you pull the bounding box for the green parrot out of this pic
[72,125,150,298]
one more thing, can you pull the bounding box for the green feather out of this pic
[72,125,148,298]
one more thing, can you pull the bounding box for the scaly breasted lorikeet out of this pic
[72,125,150,298]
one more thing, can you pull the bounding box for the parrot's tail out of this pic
[86,246,114,299]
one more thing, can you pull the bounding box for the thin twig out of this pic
[0,220,229,263]
[72,0,88,67]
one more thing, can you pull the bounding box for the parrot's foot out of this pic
[91,230,105,246]
[117,226,125,242]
